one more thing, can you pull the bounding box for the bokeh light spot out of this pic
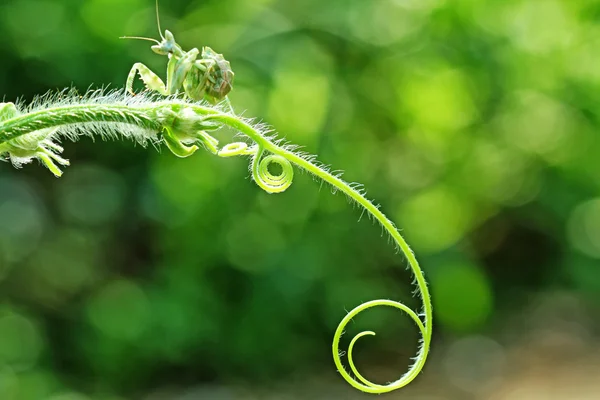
[145,154,222,226]
[267,38,331,146]
[1,0,67,58]
[397,185,472,253]
[431,261,493,332]
[28,229,99,299]
[81,0,144,40]
[347,0,428,46]
[443,335,506,393]
[504,0,576,54]
[401,66,477,133]
[46,393,91,400]
[498,92,573,160]
[0,177,45,263]
[0,311,44,370]
[16,369,60,400]
[86,280,150,341]
[0,367,18,399]
[57,164,125,226]
[567,198,600,259]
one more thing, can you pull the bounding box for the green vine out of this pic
[0,89,432,394]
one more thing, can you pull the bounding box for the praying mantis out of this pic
[122,1,234,156]
[122,1,234,104]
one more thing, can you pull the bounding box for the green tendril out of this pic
[217,141,254,157]
[250,146,294,194]
[0,90,432,394]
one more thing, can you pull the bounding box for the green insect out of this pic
[122,1,234,105]
[122,0,234,157]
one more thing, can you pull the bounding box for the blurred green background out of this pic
[1,0,600,399]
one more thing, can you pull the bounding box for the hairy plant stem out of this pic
[0,102,206,143]
[0,95,432,394]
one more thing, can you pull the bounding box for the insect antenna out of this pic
[119,36,161,44]
[155,0,165,40]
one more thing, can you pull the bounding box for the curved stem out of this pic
[0,96,432,394]
[209,112,432,393]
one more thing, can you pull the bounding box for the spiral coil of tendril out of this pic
[218,142,294,194]
[253,152,294,193]
[332,299,429,393]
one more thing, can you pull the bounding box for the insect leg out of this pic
[166,49,200,95]
[195,59,217,83]
[223,96,235,114]
[126,63,169,96]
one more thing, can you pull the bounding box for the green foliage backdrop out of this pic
[1,0,600,398]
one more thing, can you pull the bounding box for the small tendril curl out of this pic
[205,112,294,195]
[251,146,294,194]
[217,141,254,157]
[216,141,293,194]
